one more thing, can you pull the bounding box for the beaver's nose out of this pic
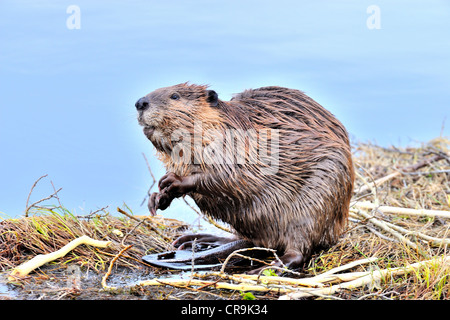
[135,97,150,111]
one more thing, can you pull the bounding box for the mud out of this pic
[0,265,248,300]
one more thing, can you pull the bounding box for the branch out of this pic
[351,208,450,247]
[98,250,450,300]
[101,245,133,290]
[140,153,156,206]
[116,207,173,243]
[280,255,450,300]
[182,197,233,234]
[354,202,450,219]
[8,235,111,281]
[25,174,48,211]
[25,175,64,217]
[353,209,420,250]
[356,154,445,195]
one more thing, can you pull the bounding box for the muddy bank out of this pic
[1,264,255,300]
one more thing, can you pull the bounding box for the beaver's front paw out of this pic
[158,172,197,197]
[147,173,197,215]
[147,191,173,216]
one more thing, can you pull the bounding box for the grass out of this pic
[0,205,186,274]
[1,136,449,300]
[303,136,450,299]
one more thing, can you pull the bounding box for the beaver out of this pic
[135,83,354,271]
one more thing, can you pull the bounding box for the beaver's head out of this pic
[136,83,220,153]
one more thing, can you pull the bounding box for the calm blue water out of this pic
[1,1,448,219]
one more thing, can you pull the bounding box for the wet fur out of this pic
[138,83,354,264]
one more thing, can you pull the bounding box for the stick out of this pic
[183,197,233,234]
[136,278,294,293]
[8,235,111,281]
[134,255,450,297]
[24,174,63,217]
[280,255,450,300]
[219,246,282,274]
[374,217,450,247]
[25,174,48,214]
[314,257,378,278]
[116,207,172,243]
[351,207,450,247]
[354,168,380,197]
[354,202,450,219]
[357,154,445,194]
[140,153,156,207]
[99,251,450,299]
[354,209,419,250]
[101,245,133,290]
[202,271,368,288]
[357,172,400,195]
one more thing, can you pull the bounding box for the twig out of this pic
[188,238,197,285]
[183,198,233,234]
[226,253,270,266]
[351,205,450,247]
[208,272,323,288]
[97,252,450,299]
[357,290,399,300]
[356,154,445,194]
[374,217,450,247]
[25,175,63,217]
[26,187,62,213]
[95,248,150,268]
[101,245,133,290]
[357,172,399,195]
[137,278,294,293]
[353,209,419,250]
[219,247,282,274]
[354,166,379,198]
[50,180,63,208]
[116,207,172,243]
[354,202,450,219]
[256,265,305,279]
[25,174,48,212]
[78,206,110,220]
[349,212,402,242]
[315,257,378,278]
[196,278,222,291]
[140,153,156,206]
[121,218,146,246]
[366,225,400,242]
[398,169,450,176]
[280,255,450,300]
[194,271,321,288]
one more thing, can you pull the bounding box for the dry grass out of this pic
[0,205,187,274]
[304,136,450,299]
[1,137,449,300]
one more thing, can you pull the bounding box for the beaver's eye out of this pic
[170,93,180,100]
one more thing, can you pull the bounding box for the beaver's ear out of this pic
[206,90,218,107]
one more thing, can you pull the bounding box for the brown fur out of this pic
[137,83,354,265]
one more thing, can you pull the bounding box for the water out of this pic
[0,275,17,299]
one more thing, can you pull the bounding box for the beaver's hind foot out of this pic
[172,233,236,250]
